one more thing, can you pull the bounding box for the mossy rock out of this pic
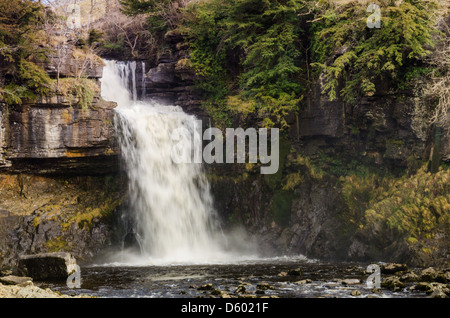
[268,190,295,227]
[381,276,405,291]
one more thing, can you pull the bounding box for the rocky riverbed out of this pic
[31,260,450,299]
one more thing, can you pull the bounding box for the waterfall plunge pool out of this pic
[40,257,428,299]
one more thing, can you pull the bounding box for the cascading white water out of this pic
[141,61,146,100]
[101,60,252,264]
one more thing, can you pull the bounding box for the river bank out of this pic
[0,280,91,298]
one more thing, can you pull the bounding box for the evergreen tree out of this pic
[0,0,51,105]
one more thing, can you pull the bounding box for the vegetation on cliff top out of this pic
[0,0,106,108]
[117,0,447,131]
[0,0,51,105]
[311,0,441,104]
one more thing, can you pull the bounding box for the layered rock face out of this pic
[292,82,443,165]
[2,99,118,175]
[142,31,204,117]
[0,46,124,271]
[0,56,119,175]
[208,77,448,267]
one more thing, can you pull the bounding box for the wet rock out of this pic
[351,290,361,296]
[287,268,302,276]
[18,252,77,281]
[0,275,33,286]
[381,276,405,292]
[277,271,288,277]
[217,290,231,298]
[295,279,312,284]
[146,63,177,87]
[411,282,434,293]
[0,270,13,277]
[380,263,408,274]
[342,279,361,286]
[210,289,223,296]
[419,267,449,283]
[234,285,248,294]
[257,283,274,291]
[412,282,449,296]
[429,289,448,298]
[371,288,383,294]
[419,267,437,282]
[198,283,215,291]
[399,271,420,282]
[256,282,273,290]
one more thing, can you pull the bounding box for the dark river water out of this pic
[37,256,427,299]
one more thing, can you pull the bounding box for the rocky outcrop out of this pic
[41,44,104,80]
[0,275,33,286]
[143,30,204,116]
[0,64,119,175]
[1,98,119,175]
[292,82,441,167]
[18,252,77,281]
[0,173,125,271]
[0,280,90,298]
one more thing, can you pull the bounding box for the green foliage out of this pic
[45,236,69,252]
[269,190,294,227]
[119,0,171,16]
[340,165,450,247]
[18,59,51,95]
[311,0,440,104]
[88,29,104,46]
[184,0,311,129]
[0,0,50,106]
[52,78,100,111]
[119,0,176,34]
[204,100,232,129]
[264,138,291,190]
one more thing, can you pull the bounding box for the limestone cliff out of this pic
[0,43,123,271]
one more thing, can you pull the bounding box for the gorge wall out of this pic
[0,45,124,270]
[144,31,449,267]
[0,20,448,271]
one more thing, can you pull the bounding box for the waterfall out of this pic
[141,61,146,100]
[101,60,250,264]
[114,61,138,102]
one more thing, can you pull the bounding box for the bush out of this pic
[311,0,441,104]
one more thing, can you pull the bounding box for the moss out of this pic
[386,139,405,146]
[45,236,69,252]
[268,190,294,227]
[282,173,304,191]
[264,139,291,190]
[32,216,40,228]
[69,198,121,230]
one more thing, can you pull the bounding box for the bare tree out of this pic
[97,7,152,59]
[42,7,74,92]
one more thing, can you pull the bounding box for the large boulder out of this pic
[18,252,77,281]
